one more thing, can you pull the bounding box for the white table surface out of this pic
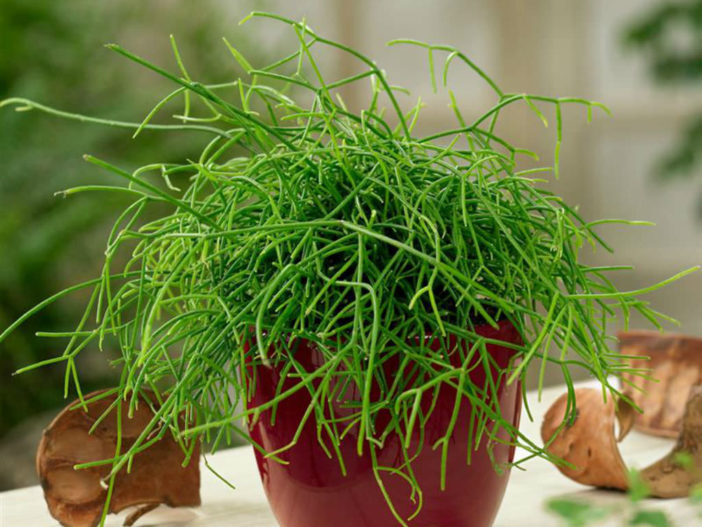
[1,381,698,527]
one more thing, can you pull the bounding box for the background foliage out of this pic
[623,0,702,202]
[0,0,264,439]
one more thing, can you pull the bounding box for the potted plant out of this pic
[1,12,693,527]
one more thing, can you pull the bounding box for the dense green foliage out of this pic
[2,12,693,525]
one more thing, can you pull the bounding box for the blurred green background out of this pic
[1,0,700,491]
[0,0,270,489]
[623,0,702,203]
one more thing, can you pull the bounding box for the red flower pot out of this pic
[248,320,522,527]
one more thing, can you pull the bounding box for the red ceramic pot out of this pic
[247,320,522,527]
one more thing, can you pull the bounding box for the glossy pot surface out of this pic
[248,320,522,527]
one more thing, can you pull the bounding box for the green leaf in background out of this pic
[673,451,694,470]
[546,498,613,527]
[690,483,702,504]
[629,509,672,527]
[623,1,702,211]
[628,470,652,503]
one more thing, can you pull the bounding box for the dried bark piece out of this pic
[619,331,702,437]
[640,387,702,498]
[37,390,200,527]
[542,387,702,499]
[541,388,630,490]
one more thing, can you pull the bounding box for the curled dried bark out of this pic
[36,390,200,527]
[619,331,702,437]
[541,388,631,490]
[542,387,702,498]
[640,387,702,498]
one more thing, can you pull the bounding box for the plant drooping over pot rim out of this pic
[0,11,696,525]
